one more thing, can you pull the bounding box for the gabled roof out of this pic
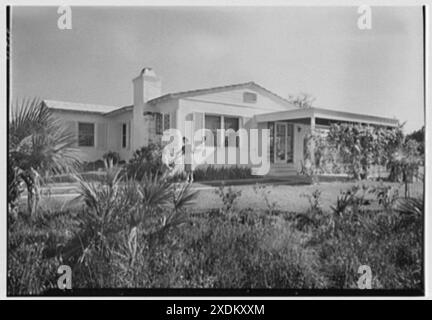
[147,81,295,107]
[43,100,128,115]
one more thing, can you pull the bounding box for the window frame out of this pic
[204,114,240,148]
[156,113,170,135]
[78,122,95,147]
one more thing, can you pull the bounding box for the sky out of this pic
[11,6,424,132]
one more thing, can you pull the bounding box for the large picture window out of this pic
[78,122,95,147]
[204,115,239,147]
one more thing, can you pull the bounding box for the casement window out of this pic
[122,123,127,148]
[78,122,95,147]
[243,91,257,103]
[204,115,240,147]
[156,113,171,135]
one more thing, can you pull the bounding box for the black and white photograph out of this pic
[3,1,430,301]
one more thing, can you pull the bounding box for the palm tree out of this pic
[8,98,79,216]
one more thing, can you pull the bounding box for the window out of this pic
[164,113,170,131]
[205,115,221,147]
[243,92,257,103]
[156,113,170,135]
[224,117,239,147]
[78,122,95,147]
[204,115,240,147]
[122,123,127,148]
[155,113,163,135]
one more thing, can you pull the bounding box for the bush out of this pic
[102,151,121,165]
[193,166,253,181]
[305,186,423,289]
[8,173,423,292]
[80,160,105,172]
[306,123,405,180]
[125,143,164,180]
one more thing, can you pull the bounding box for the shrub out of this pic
[305,123,405,180]
[102,151,121,165]
[387,139,422,196]
[253,184,278,215]
[215,184,242,214]
[125,143,164,180]
[193,166,253,181]
[306,186,423,289]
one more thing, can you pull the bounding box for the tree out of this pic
[406,126,424,155]
[288,93,316,109]
[387,139,422,197]
[8,98,79,216]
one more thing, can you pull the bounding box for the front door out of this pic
[274,122,294,164]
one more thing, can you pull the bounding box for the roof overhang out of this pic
[255,107,399,127]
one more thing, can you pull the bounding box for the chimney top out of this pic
[140,67,156,77]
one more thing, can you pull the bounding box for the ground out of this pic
[28,180,423,213]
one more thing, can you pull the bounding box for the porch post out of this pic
[309,115,315,167]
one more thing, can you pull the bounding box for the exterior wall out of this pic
[187,88,294,112]
[53,109,133,163]
[105,110,134,161]
[176,91,287,174]
[53,110,111,162]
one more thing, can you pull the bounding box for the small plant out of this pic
[215,184,242,214]
[330,185,369,216]
[102,151,121,165]
[253,183,278,215]
[369,183,399,212]
[394,197,423,217]
[302,189,322,214]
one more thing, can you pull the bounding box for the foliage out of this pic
[102,151,121,165]
[303,123,405,180]
[8,178,423,293]
[387,139,422,197]
[125,143,165,180]
[193,166,253,181]
[369,183,399,212]
[305,185,422,289]
[330,185,369,217]
[253,184,278,215]
[215,184,242,214]
[406,126,424,155]
[287,93,316,109]
[8,98,79,216]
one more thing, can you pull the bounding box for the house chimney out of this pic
[131,68,162,151]
[133,67,162,106]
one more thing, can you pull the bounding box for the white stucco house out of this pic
[43,68,399,176]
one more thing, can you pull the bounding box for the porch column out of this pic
[309,115,315,167]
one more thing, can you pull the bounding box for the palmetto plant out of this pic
[64,163,198,286]
[8,98,79,216]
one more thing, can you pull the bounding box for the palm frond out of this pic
[394,197,423,216]
[9,97,79,174]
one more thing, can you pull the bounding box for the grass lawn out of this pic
[29,180,423,214]
[192,180,423,212]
